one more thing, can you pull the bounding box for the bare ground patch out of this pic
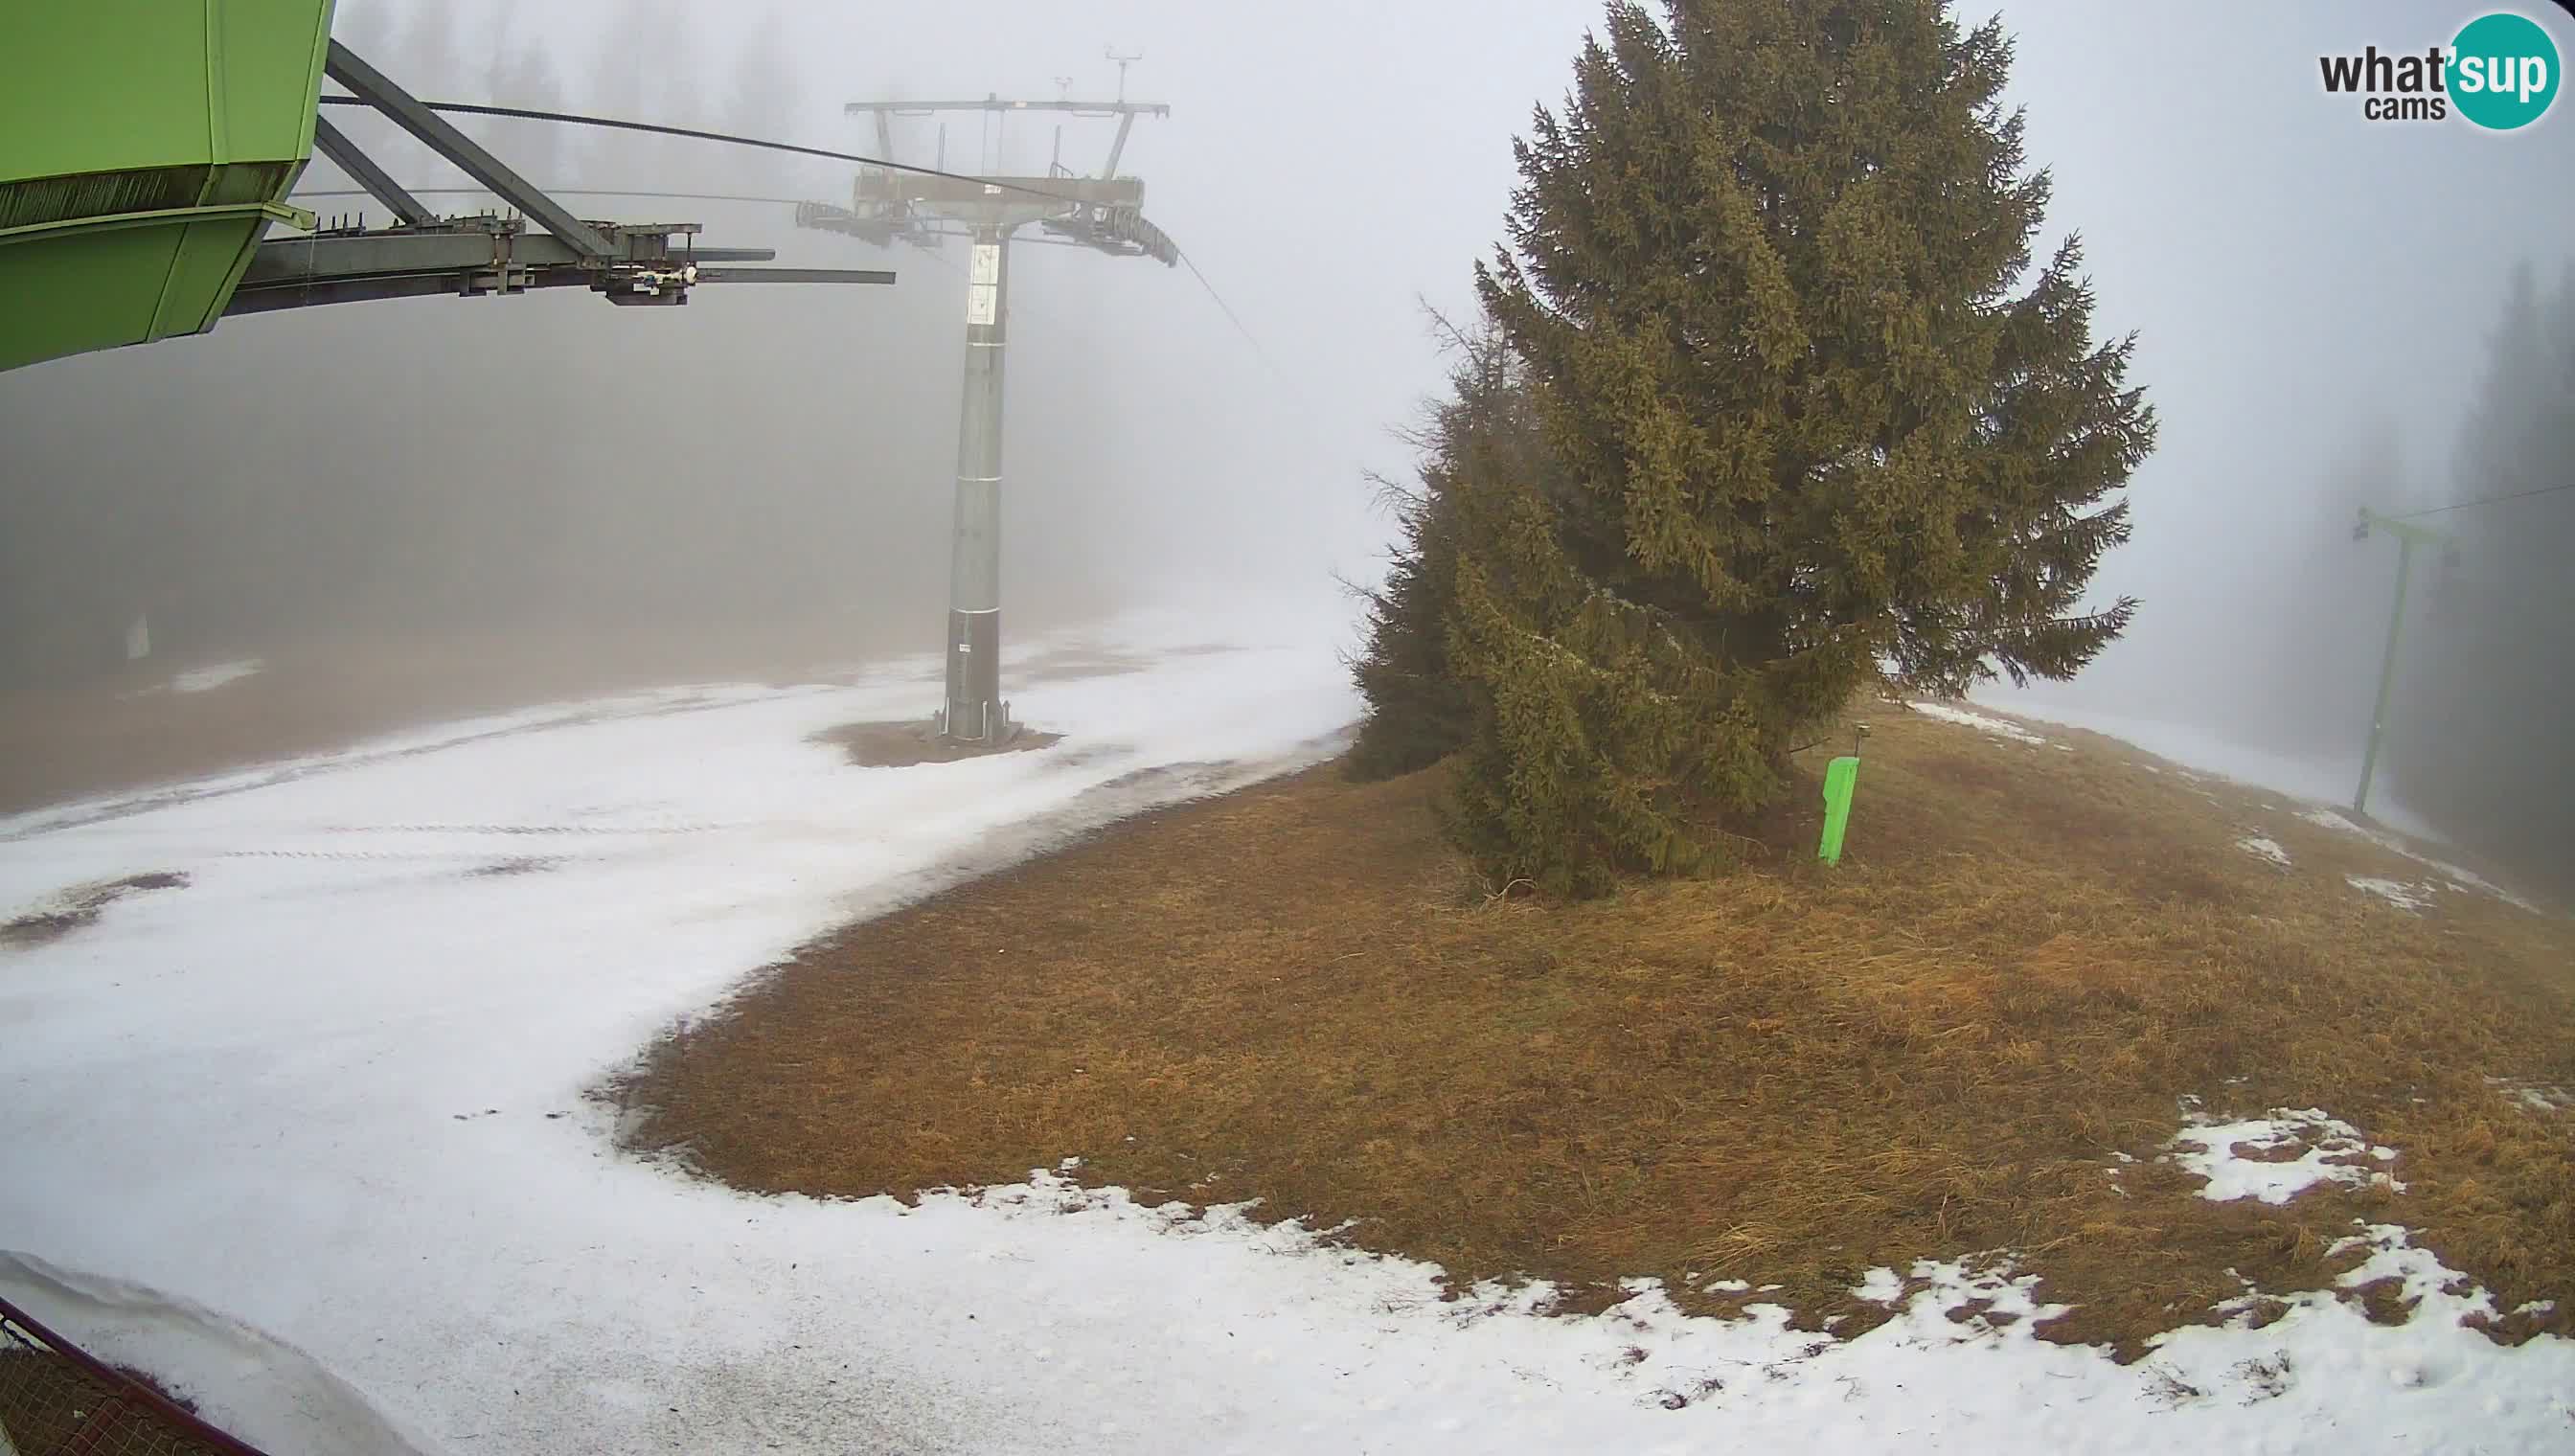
[0,1346,217,1455]
[814,721,1064,768]
[618,706,2575,1358]
[2,872,189,949]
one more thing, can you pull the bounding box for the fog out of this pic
[2,2,2569,873]
[3,0,1593,687]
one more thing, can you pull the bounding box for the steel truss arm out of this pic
[263,44,900,322]
[323,40,615,258]
[224,263,895,315]
[309,115,436,228]
[228,217,891,317]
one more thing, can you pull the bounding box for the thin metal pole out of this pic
[2354,533,2416,817]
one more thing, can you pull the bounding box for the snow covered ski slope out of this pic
[4,617,2569,1453]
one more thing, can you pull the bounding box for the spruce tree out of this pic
[1451,0,2155,893]
[1346,316,1550,781]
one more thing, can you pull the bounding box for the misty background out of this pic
[1,3,2568,878]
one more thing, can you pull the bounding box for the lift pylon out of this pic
[798,78,1176,742]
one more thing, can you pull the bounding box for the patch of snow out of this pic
[2486,1079,2573,1116]
[0,1252,431,1454]
[1973,697,2454,842]
[2136,1221,2575,1424]
[2348,876,2439,914]
[2165,1108,2404,1205]
[2237,835,2292,868]
[1907,699,2050,745]
[2300,807,2376,839]
[2304,811,2543,916]
[170,658,263,694]
[1851,1267,1908,1305]
[2416,862,2541,916]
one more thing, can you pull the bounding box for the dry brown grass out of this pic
[0,1348,220,1455]
[619,704,2575,1357]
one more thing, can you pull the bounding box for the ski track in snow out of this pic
[6,610,2573,1454]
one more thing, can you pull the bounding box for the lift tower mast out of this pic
[801,74,1176,742]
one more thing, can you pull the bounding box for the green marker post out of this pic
[1818,724,1867,866]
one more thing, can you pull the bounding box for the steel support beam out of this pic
[229,263,896,315]
[239,227,758,284]
[309,115,436,228]
[1104,112,1138,178]
[942,223,1012,742]
[226,260,891,315]
[228,218,891,316]
[695,266,896,284]
[224,268,592,314]
[322,40,616,259]
[830,92,1174,739]
[2350,507,2450,819]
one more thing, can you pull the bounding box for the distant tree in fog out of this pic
[725,8,803,151]
[2227,415,2415,759]
[2388,261,2575,892]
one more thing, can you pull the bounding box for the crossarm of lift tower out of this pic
[245,39,895,317]
[803,91,1181,265]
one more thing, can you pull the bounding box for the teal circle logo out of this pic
[2450,12,2561,129]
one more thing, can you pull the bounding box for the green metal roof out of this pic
[1,0,336,373]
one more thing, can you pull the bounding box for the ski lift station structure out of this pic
[1,1,888,375]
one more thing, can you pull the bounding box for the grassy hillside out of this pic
[621,701,2574,1355]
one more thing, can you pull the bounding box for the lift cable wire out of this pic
[2382,481,2575,522]
[1174,248,1291,389]
[303,103,1303,396]
[313,95,1108,212]
[294,184,814,208]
